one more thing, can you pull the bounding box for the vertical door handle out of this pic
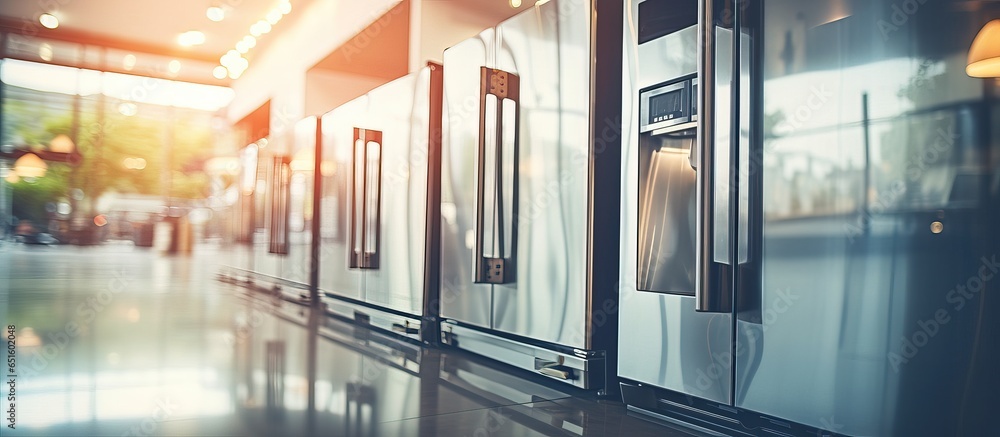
[269,155,291,255]
[350,128,382,269]
[475,67,520,284]
[696,0,731,312]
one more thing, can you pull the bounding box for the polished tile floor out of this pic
[0,243,699,436]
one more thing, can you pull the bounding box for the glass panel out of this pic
[740,1,1000,436]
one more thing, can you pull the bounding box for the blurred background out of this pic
[0,0,524,252]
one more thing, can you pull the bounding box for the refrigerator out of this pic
[619,0,999,435]
[318,63,443,344]
[224,117,317,297]
[438,0,623,392]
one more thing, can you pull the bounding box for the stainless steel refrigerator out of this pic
[222,118,317,296]
[619,0,999,435]
[439,0,623,392]
[318,63,443,344]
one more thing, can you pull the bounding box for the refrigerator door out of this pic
[489,0,590,348]
[318,97,368,301]
[278,117,317,286]
[736,1,999,435]
[364,69,431,316]
[618,0,734,404]
[440,29,495,329]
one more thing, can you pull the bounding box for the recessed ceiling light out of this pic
[177,30,206,47]
[39,13,59,29]
[206,6,225,22]
[266,10,282,25]
[510,0,522,7]
[39,43,53,61]
[123,54,137,70]
[168,60,182,74]
[279,1,292,15]
[242,36,256,48]
[213,66,228,80]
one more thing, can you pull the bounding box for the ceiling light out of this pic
[39,13,59,29]
[266,10,282,25]
[168,60,181,74]
[242,36,256,48]
[236,41,249,53]
[39,43,53,61]
[206,6,225,22]
[228,68,242,80]
[213,66,228,79]
[177,30,206,47]
[967,19,1000,78]
[511,0,522,7]
[123,54,137,70]
[257,21,272,34]
[279,1,292,14]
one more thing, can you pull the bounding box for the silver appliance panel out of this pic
[319,97,367,301]
[490,0,591,349]
[320,68,437,318]
[440,29,495,329]
[618,0,733,405]
[736,1,999,435]
[276,117,318,287]
[363,68,432,316]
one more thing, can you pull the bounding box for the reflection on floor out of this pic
[0,244,698,437]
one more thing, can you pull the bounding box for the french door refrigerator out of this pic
[439,0,623,392]
[253,117,317,293]
[222,117,315,295]
[619,0,999,435]
[318,63,443,344]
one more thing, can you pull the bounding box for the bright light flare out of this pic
[177,31,206,47]
[39,13,59,29]
[206,6,225,22]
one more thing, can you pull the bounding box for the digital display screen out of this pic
[649,88,684,125]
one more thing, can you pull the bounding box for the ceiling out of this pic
[0,0,536,86]
[0,0,307,60]
[0,0,316,85]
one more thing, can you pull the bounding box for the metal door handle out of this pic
[695,0,730,312]
[475,67,520,284]
[269,155,291,255]
[350,128,382,269]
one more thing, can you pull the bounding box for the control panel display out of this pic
[649,89,684,124]
[639,75,696,134]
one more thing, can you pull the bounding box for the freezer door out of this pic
[617,0,735,404]
[440,29,495,328]
[486,0,591,348]
[363,70,431,316]
[738,1,1000,435]
[318,98,367,301]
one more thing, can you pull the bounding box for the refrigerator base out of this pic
[440,322,606,391]
[320,293,424,343]
[620,380,844,437]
